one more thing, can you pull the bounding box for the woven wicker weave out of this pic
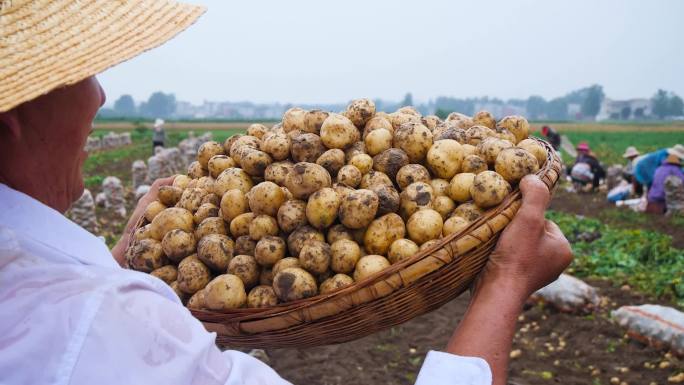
[130,138,562,349]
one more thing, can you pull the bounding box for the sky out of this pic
[98,0,684,106]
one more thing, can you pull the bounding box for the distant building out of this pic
[596,98,652,121]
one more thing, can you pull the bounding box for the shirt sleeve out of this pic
[69,282,292,385]
[415,351,492,385]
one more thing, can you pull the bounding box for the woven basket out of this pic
[130,138,562,349]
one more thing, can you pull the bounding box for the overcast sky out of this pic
[98,0,684,106]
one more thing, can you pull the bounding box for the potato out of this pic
[435,127,467,143]
[230,212,256,238]
[448,173,476,203]
[421,115,441,130]
[247,181,286,217]
[344,141,366,162]
[197,233,234,272]
[260,131,291,161]
[201,193,220,207]
[198,141,225,169]
[223,133,243,153]
[134,224,152,241]
[127,238,166,272]
[370,184,401,216]
[195,217,228,241]
[344,98,376,128]
[264,161,294,186]
[353,255,391,281]
[387,238,419,264]
[461,143,478,157]
[320,274,354,294]
[470,171,511,208]
[273,267,318,302]
[287,225,325,257]
[149,207,194,240]
[249,215,279,241]
[517,138,548,167]
[291,133,325,163]
[316,149,346,176]
[497,115,529,144]
[389,112,420,130]
[176,187,208,214]
[393,122,433,163]
[465,125,494,146]
[338,189,379,229]
[298,239,331,274]
[406,209,443,245]
[260,267,274,286]
[204,274,247,310]
[193,203,218,225]
[372,149,408,183]
[473,110,496,130]
[219,189,249,223]
[306,188,341,229]
[228,254,260,288]
[186,288,206,310]
[214,167,253,195]
[327,239,360,274]
[326,224,352,244]
[426,139,464,179]
[399,182,434,220]
[479,137,514,166]
[349,154,373,175]
[433,195,456,219]
[461,154,488,174]
[336,165,362,188]
[496,129,517,144]
[364,213,406,255]
[239,149,272,177]
[207,155,236,178]
[360,170,393,189]
[235,235,257,257]
[363,115,393,138]
[161,229,196,263]
[247,123,269,139]
[158,186,183,206]
[495,148,540,184]
[446,112,474,127]
[303,109,329,134]
[397,106,420,116]
[273,257,301,276]
[396,164,431,191]
[247,285,278,308]
[443,216,470,236]
[173,174,192,189]
[364,128,393,156]
[282,107,307,132]
[284,162,332,199]
[187,161,207,179]
[144,201,166,222]
[430,179,450,197]
[196,176,215,193]
[253,235,286,267]
[229,135,260,162]
[150,265,177,284]
[177,255,212,294]
[276,199,307,233]
[453,202,484,222]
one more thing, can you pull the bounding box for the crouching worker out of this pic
[647,145,684,214]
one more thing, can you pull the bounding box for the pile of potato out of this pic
[125,100,548,311]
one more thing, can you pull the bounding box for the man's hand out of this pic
[111,176,176,266]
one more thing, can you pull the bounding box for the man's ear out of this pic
[0,109,21,140]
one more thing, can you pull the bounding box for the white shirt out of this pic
[0,183,491,385]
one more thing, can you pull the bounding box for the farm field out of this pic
[84,122,684,385]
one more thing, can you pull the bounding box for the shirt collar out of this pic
[0,183,117,268]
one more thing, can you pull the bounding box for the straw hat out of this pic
[0,0,205,113]
[668,144,684,160]
[622,146,640,158]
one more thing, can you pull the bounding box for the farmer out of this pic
[622,146,643,196]
[0,2,572,385]
[153,118,167,152]
[646,146,684,214]
[568,142,606,191]
[540,125,561,150]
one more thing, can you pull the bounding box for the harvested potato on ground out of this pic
[177,255,212,295]
[448,173,476,203]
[249,215,279,241]
[443,216,470,236]
[291,133,325,163]
[197,233,234,272]
[264,161,294,185]
[330,239,362,274]
[239,149,272,177]
[247,123,269,139]
[478,137,514,167]
[282,107,307,132]
[204,274,247,310]
[134,224,152,241]
[433,195,456,219]
[198,141,225,169]
[284,162,332,199]
[339,189,379,229]
[422,115,441,130]
[396,164,431,191]
[389,112,420,130]
[316,149,346,176]
[287,225,325,257]
[430,179,450,197]
[453,202,484,222]
[372,148,409,182]
[427,139,464,179]
[144,201,166,222]
[495,147,540,184]
[254,235,286,267]
[461,143,478,157]
[399,182,434,220]
[336,165,362,188]
[435,127,467,143]
[162,229,196,263]
[248,181,286,216]
[261,132,291,161]
[208,155,236,178]
[447,112,472,124]
[202,193,220,207]
[473,111,496,130]
[363,115,393,138]
[461,154,488,174]
[235,235,257,256]
[193,203,218,224]
[306,188,341,229]
[149,207,194,241]
[327,224,354,244]
[173,175,192,189]
[349,153,373,174]
[223,133,243,154]
[364,128,393,156]
[320,274,354,294]
[247,285,278,308]
[497,115,529,144]
[276,199,307,233]
[320,113,359,149]
[195,217,228,241]
[470,171,511,208]
[496,129,517,144]
[186,288,206,310]
[219,189,249,223]
[333,183,354,200]
[259,268,275,286]
[273,267,318,302]
[273,257,301,276]
[353,255,391,281]
[360,170,393,189]
[196,176,215,193]
[344,141,366,161]
[187,161,207,179]
[387,238,419,264]
[214,167,253,195]
[364,213,406,255]
[158,186,183,206]
[407,209,443,245]
[465,125,494,146]
[229,135,260,163]
[517,139,548,167]
[127,238,166,272]
[228,254,260,288]
[150,265,177,284]
[370,184,401,216]
[345,98,376,128]
[303,109,329,134]
[393,121,433,163]
[230,212,256,238]
[298,240,332,274]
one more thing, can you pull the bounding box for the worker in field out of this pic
[152,118,167,152]
[569,142,606,191]
[541,125,561,150]
[0,2,572,385]
[647,145,684,214]
[622,146,643,196]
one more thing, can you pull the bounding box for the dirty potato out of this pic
[363,213,406,255]
[473,110,496,130]
[370,184,401,216]
[298,239,332,274]
[282,107,307,132]
[173,174,192,189]
[448,173,476,203]
[320,113,360,149]
[235,235,257,256]
[372,148,409,181]
[364,128,393,156]
[264,161,294,186]
[228,254,260,288]
[306,188,341,229]
[144,201,166,222]
[254,235,286,267]
[284,162,332,199]
[461,154,488,174]
[214,167,253,195]
[360,170,393,189]
[344,98,376,128]
[399,182,434,220]
[149,207,194,240]
[198,141,225,169]
[327,224,354,244]
[303,109,329,134]
[495,147,540,184]
[204,274,247,310]
[290,133,325,163]
[193,203,219,224]
[396,164,431,191]
[197,233,234,272]
[426,139,464,179]
[465,125,494,146]
[320,274,354,294]
[273,267,318,302]
[387,238,419,264]
[517,139,548,167]
[349,153,373,175]
[453,202,484,222]
[248,215,279,241]
[247,285,279,308]
[430,179,450,197]
[273,257,302,276]
[353,255,391,281]
[162,229,196,263]
[187,161,207,179]
[248,181,286,216]
[406,209,443,245]
[393,121,433,163]
[229,212,256,238]
[127,238,166,272]
[261,131,291,161]
[287,225,325,257]
[219,189,249,223]
[443,216,470,236]
[316,149,346,176]
[497,115,529,144]
[239,149,272,177]
[477,137,514,167]
[158,186,183,206]
[338,189,379,229]
[195,217,228,241]
[177,255,212,294]
[433,195,456,219]
[247,123,269,139]
[208,155,237,178]
[150,265,177,284]
[330,239,362,274]
[470,171,511,208]
[276,199,307,233]
[336,165,362,188]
